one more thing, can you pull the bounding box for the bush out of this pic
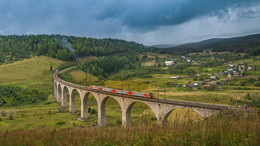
[1,111,6,116]
[239,80,247,86]
[255,81,260,87]
[9,110,14,120]
[140,75,152,78]
[116,119,122,125]
[58,107,63,113]
[150,117,157,121]
[245,93,252,100]
[56,120,65,125]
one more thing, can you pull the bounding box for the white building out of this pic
[165,61,174,66]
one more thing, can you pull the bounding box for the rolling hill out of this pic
[162,33,260,54]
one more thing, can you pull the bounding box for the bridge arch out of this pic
[100,96,123,126]
[69,88,82,113]
[125,101,157,126]
[163,107,203,124]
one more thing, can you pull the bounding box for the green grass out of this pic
[0,111,259,145]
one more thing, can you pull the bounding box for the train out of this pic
[90,85,153,99]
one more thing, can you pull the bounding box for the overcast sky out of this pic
[1,0,260,45]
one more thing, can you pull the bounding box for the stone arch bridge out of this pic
[54,70,230,127]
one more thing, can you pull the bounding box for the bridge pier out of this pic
[57,84,62,103]
[54,82,57,99]
[122,100,135,127]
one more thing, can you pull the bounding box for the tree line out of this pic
[0,85,48,107]
[0,35,146,63]
[78,53,141,78]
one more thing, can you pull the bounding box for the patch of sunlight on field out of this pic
[143,61,155,66]
[79,56,98,63]
[70,70,86,82]
[167,108,202,124]
[0,56,64,94]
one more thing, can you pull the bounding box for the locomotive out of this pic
[90,85,153,99]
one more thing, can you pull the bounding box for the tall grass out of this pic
[0,111,259,145]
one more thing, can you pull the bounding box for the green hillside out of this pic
[0,56,64,94]
[0,35,145,64]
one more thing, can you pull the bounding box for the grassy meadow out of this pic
[0,111,259,145]
[0,56,64,94]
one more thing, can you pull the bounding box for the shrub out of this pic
[1,111,6,116]
[140,75,152,78]
[239,80,247,86]
[255,81,260,87]
[90,109,96,114]
[150,117,157,121]
[143,81,150,84]
[58,106,63,113]
[9,110,14,120]
[56,120,65,125]
[245,93,252,100]
[116,119,122,125]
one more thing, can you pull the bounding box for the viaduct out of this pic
[54,70,231,127]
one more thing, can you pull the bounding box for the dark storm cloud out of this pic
[92,0,259,31]
[0,0,260,44]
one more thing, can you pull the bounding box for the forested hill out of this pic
[0,35,145,63]
[161,33,260,54]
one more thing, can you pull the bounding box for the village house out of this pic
[209,81,217,85]
[210,76,217,80]
[170,76,182,79]
[222,78,233,82]
[198,81,205,85]
[165,61,174,66]
[233,72,243,77]
[200,85,210,90]
[205,78,211,82]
